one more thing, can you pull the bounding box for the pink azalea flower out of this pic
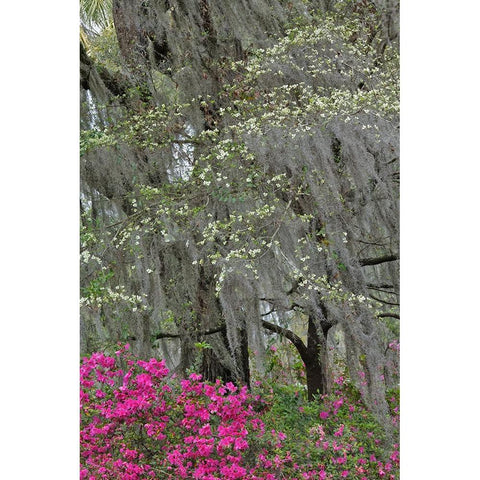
[225,382,237,393]
[95,389,106,398]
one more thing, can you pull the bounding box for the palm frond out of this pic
[80,0,113,31]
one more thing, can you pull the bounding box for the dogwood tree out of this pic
[80,0,399,430]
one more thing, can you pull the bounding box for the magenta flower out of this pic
[95,389,106,399]
[225,382,238,393]
[80,347,399,480]
[234,437,249,451]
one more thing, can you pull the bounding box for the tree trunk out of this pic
[304,315,329,400]
[305,356,327,401]
[237,327,251,388]
[262,314,330,401]
[201,347,234,384]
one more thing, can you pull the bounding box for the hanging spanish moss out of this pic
[80,0,399,438]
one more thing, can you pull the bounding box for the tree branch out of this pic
[154,325,226,340]
[369,293,400,306]
[367,285,398,295]
[377,312,400,319]
[261,319,308,359]
[367,283,395,289]
[359,254,399,266]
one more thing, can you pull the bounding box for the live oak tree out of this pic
[80,0,399,433]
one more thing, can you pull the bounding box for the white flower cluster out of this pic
[80,285,147,311]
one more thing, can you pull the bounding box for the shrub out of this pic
[80,345,399,479]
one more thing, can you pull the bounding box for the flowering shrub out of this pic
[80,346,399,479]
[80,344,276,479]
[257,378,399,480]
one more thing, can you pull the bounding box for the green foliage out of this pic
[383,316,400,337]
[194,341,212,351]
[81,269,114,299]
[80,0,113,31]
[386,385,400,417]
[80,129,106,156]
[265,383,316,432]
[256,378,395,474]
[88,22,122,73]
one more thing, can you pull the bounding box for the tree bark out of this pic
[304,315,330,400]
[237,327,251,388]
[201,347,234,384]
[359,254,399,266]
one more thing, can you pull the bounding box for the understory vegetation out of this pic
[81,345,399,479]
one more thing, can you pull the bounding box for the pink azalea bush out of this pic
[80,344,278,479]
[80,345,399,479]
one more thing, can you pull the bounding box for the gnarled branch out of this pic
[153,325,226,340]
[369,293,400,306]
[261,319,308,359]
[359,253,399,266]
